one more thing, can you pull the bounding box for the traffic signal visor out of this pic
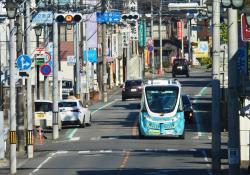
[55,13,83,23]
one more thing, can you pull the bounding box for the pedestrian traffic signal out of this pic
[121,13,139,21]
[55,13,83,23]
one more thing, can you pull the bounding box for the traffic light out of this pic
[121,13,139,22]
[55,13,83,23]
[221,0,244,8]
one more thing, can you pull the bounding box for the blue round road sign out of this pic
[16,54,32,70]
[40,64,52,76]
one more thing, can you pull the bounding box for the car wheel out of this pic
[179,130,185,139]
[86,115,92,127]
[80,117,85,128]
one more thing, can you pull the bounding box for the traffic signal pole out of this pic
[211,0,221,172]
[74,23,81,99]
[227,7,240,175]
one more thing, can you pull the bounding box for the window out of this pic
[35,102,52,112]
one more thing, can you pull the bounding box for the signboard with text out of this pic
[32,11,53,24]
[96,12,121,23]
[177,21,182,40]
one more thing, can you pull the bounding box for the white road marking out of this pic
[202,150,213,175]
[70,137,80,141]
[31,155,54,174]
[90,136,101,141]
[193,83,211,137]
[78,151,91,154]
[92,99,119,114]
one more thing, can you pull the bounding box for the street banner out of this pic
[177,21,182,40]
[112,34,118,58]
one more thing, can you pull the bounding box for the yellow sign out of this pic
[35,113,44,118]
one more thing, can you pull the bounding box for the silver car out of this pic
[58,99,92,128]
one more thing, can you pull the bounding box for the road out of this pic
[1,68,229,175]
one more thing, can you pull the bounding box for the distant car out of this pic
[58,99,92,128]
[122,79,143,101]
[182,94,194,123]
[172,59,190,78]
[34,100,53,128]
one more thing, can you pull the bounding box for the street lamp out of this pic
[34,25,42,37]
[5,1,17,19]
[34,25,42,99]
[6,0,17,174]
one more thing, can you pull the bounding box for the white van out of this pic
[34,100,53,128]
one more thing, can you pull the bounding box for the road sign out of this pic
[36,55,45,66]
[16,54,32,70]
[241,14,250,42]
[32,11,53,24]
[40,64,52,76]
[96,12,121,23]
[84,50,97,63]
[67,55,76,65]
[147,38,154,52]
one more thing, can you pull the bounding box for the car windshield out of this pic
[145,86,179,113]
[59,102,78,108]
[174,59,187,65]
[182,95,191,106]
[125,80,142,87]
[35,102,52,112]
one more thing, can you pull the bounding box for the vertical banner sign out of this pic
[241,14,250,42]
[129,0,138,12]
[121,27,129,48]
[112,34,118,58]
[138,20,143,47]
[138,20,147,47]
[177,21,182,40]
[130,22,138,40]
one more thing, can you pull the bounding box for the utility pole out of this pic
[82,19,90,101]
[151,0,155,78]
[126,26,130,80]
[52,12,59,139]
[74,23,80,99]
[211,0,221,172]
[9,18,17,174]
[159,0,163,74]
[227,7,240,175]
[102,0,107,102]
[25,0,33,158]
[16,14,24,153]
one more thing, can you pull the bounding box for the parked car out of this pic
[182,94,194,123]
[34,100,53,128]
[58,99,92,128]
[122,79,143,101]
[172,59,190,78]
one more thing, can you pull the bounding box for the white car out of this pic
[34,100,53,128]
[58,99,92,127]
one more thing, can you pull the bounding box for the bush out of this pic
[196,57,212,68]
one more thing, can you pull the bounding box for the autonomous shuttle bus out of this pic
[138,79,185,138]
